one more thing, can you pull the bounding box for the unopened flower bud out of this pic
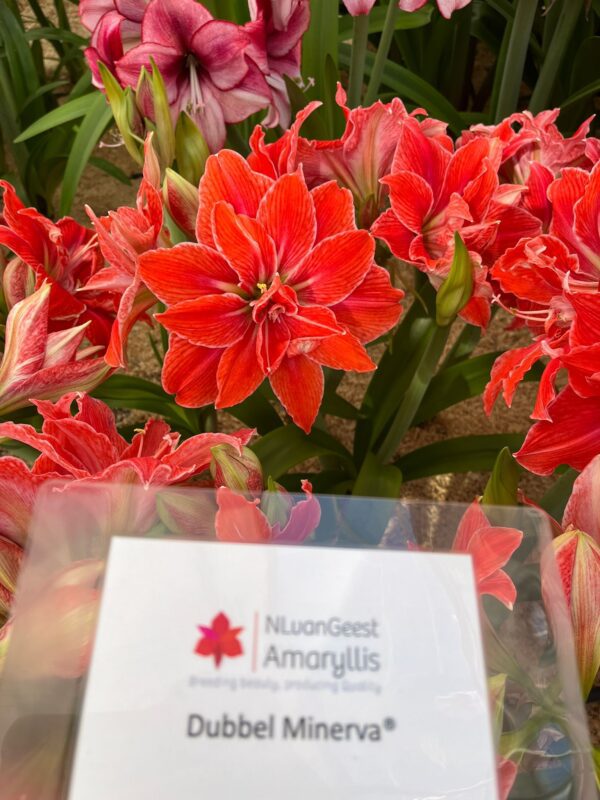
[436,232,473,326]
[210,445,263,494]
[98,62,143,166]
[156,486,217,537]
[175,112,210,186]
[260,476,293,528]
[135,62,176,170]
[163,168,199,239]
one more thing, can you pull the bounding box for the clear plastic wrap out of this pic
[0,482,595,799]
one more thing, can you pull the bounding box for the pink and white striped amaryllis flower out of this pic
[115,0,271,152]
[79,0,147,87]
[0,284,111,417]
[245,0,310,129]
[398,0,472,19]
[341,0,377,15]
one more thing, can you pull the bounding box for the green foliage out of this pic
[0,2,112,215]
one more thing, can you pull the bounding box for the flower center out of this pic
[186,54,204,113]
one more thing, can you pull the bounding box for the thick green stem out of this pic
[376,324,450,464]
[364,0,399,105]
[347,13,370,108]
[493,0,538,122]
[529,0,583,113]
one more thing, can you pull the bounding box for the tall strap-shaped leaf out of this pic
[59,91,113,215]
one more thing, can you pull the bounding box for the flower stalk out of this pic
[347,12,370,108]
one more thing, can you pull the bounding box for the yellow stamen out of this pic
[257,283,268,294]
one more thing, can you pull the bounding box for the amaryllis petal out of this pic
[277,480,321,542]
[197,150,273,246]
[563,455,600,546]
[385,172,434,233]
[453,502,521,609]
[157,294,250,347]
[0,458,56,547]
[545,530,600,697]
[331,266,404,343]
[140,0,211,50]
[139,243,238,305]
[468,526,524,584]
[163,429,254,476]
[270,354,323,433]
[515,389,600,475]
[216,327,264,408]
[215,487,272,542]
[212,203,277,289]
[257,172,316,272]
[162,335,222,407]
[308,332,376,372]
[289,230,374,305]
[191,20,251,92]
[342,0,376,13]
[311,181,356,241]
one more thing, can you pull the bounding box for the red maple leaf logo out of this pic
[195,612,244,667]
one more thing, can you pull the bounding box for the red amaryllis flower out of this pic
[195,612,243,667]
[0,392,253,489]
[249,85,451,228]
[484,234,591,417]
[0,284,111,416]
[0,182,116,348]
[452,502,522,609]
[515,388,600,476]
[115,0,271,152]
[215,479,320,544]
[372,118,541,269]
[372,117,541,326]
[460,109,597,185]
[85,136,167,367]
[140,151,403,432]
[548,162,600,278]
[398,0,472,19]
[245,0,310,129]
[79,0,146,87]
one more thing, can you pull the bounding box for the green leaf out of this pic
[91,374,200,434]
[251,425,355,479]
[415,352,544,425]
[353,452,402,499]
[228,392,282,435]
[540,468,579,521]
[561,77,600,109]
[320,391,362,420]
[396,434,525,482]
[338,6,432,39]
[339,45,466,134]
[59,91,113,215]
[24,28,87,46]
[14,93,99,142]
[482,447,520,506]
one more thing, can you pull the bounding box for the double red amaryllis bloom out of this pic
[452,501,522,610]
[248,84,451,228]
[140,151,403,432]
[85,136,167,367]
[0,182,116,348]
[371,116,541,327]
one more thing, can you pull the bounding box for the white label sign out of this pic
[69,538,498,800]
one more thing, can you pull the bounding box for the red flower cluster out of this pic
[246,97,600,471]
